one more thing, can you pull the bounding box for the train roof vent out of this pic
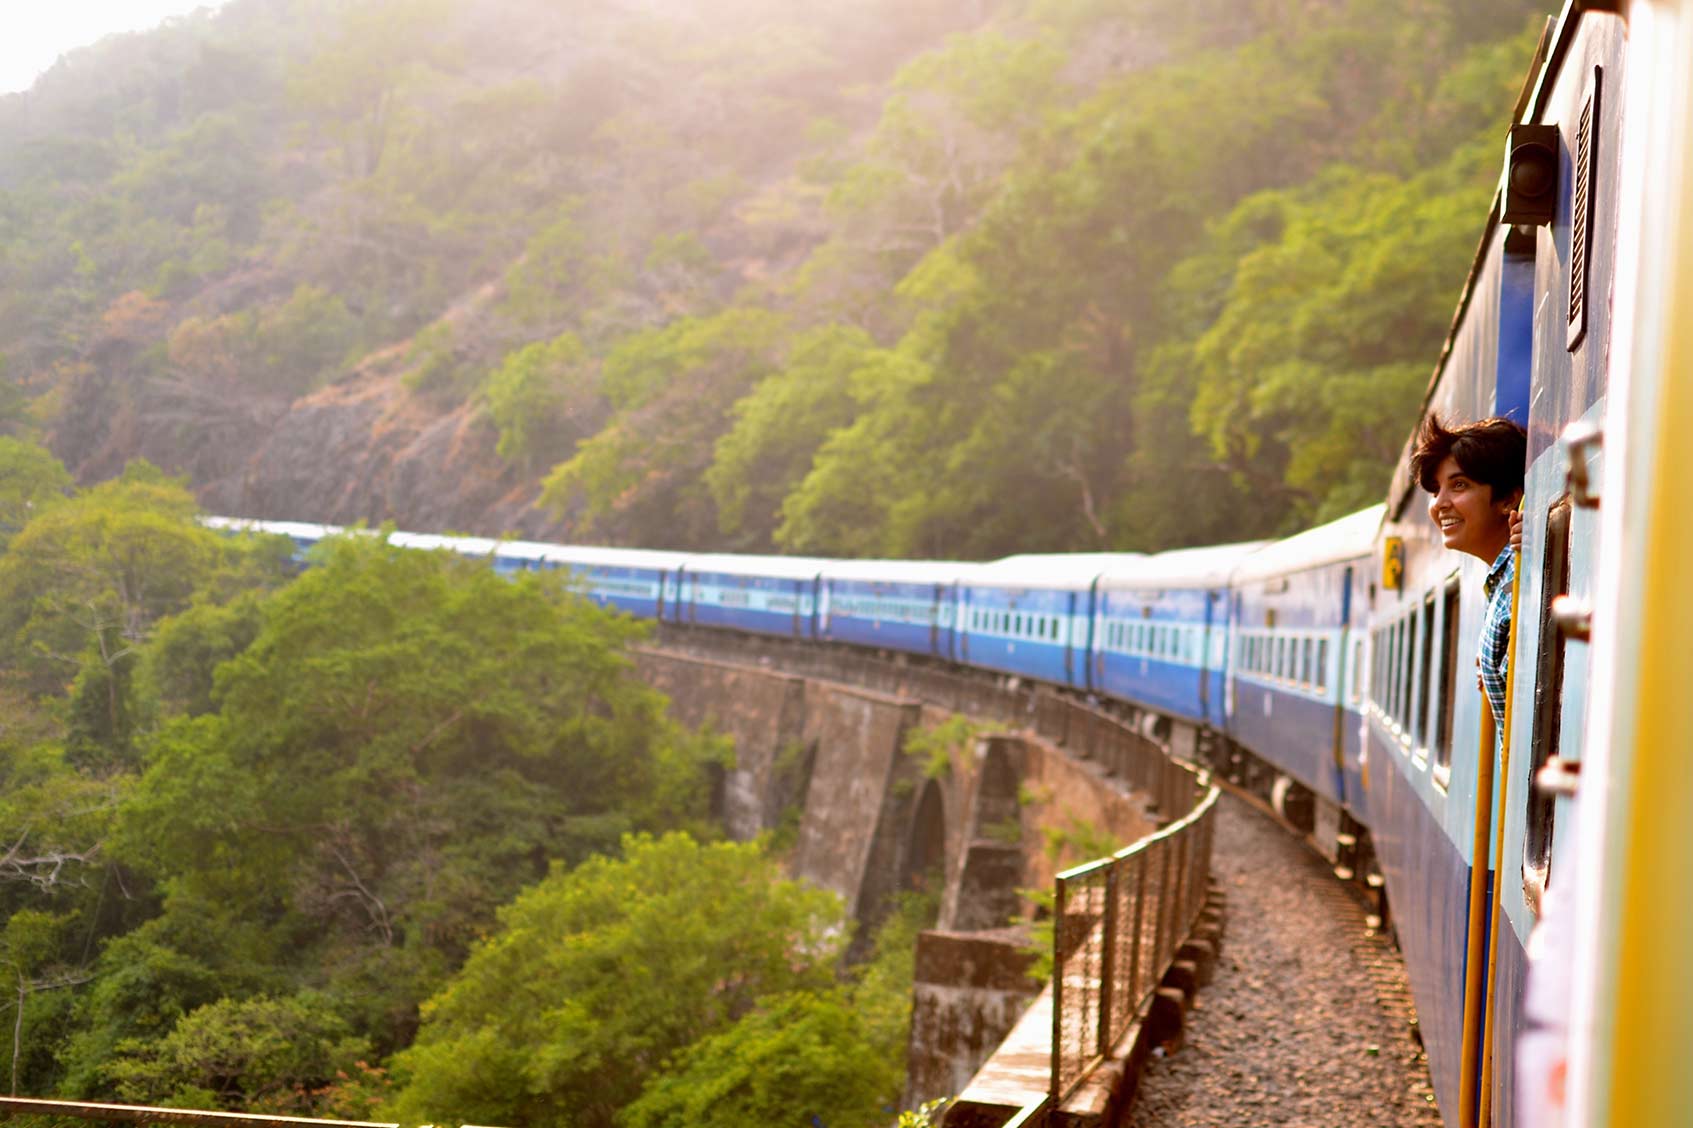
[1567,66,1602,352]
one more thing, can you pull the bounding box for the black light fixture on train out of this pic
[1501,123,1559,227]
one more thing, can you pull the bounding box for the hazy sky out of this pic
[1,2,227,95]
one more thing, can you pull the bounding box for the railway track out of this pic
[1126,793,1440,1127]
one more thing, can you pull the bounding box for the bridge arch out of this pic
[901,777,948,897]
[951,736,1026,930]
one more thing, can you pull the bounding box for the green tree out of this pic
[389,833,845,1128]
[705,324,872,548]
[0,910,89,1096]
[541,309,787,547]
[117,534,723,1047]
[479,332,596,465]
[620,991,898,1128]
[103,994,370,1113]
[0,439,72,548]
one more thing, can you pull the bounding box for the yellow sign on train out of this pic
[1382,537,1405,591]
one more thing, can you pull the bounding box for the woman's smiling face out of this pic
[1427,455,1514,561]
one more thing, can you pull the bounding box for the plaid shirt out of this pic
[1480,544,1515,729]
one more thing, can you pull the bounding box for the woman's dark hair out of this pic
[1410,415,1528,498]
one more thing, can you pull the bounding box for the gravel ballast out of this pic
[1128,793,1443,1128]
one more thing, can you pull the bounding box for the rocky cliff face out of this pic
[198,363,552,538]
[52,278,572,540]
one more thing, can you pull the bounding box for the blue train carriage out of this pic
[1090,543,1265,756]
[1480,5,1628,1123]
[1363,6,1628,1119]
[674,553,831,639]
[527,544,694,621]
[1366,236,1525,1128]
[956,554,1127,690]
[1225,508,1379,828]
[817,559,981,661]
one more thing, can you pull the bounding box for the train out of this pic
[205,1,1693,1123]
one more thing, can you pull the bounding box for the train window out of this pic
[1316,639,1328,692]
[1350,637,1363,704]
[1400,614,1418,735]
[1379,629,1390,708]
[1301,638,1313,686]
[1435,574,1462,772]
[1369,631,1380,704]
[1526,498,1575,904]
[1389,621,1405,728]
[1416,591,1436,750]
[1378,628,1389,710]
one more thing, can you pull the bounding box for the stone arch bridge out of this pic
[635,628,1190,1107]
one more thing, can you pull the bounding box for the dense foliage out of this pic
[0,444,931,1119]
[0,0,1543,556]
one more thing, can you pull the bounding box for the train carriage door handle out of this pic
[1562,419,1602,508]
[1536,756,1580,798]
[1550,594,1593,642]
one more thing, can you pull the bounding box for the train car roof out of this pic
[389,531,505,556]
[681,553,833,580]
[1096,541,1270,591]
[535,543,694,569]
[201,516,346,540]
[965,553,1145,592]
[819,559,983,584]
[1231,504,1386,582]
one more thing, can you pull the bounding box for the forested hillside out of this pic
[1,0,1542,556]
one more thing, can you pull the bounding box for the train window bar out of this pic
[1524,496,1574,913]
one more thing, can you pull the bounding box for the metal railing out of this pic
[0,1099,502,1128]
[0,1099,390,1128]
[1050,780,1220,1106]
